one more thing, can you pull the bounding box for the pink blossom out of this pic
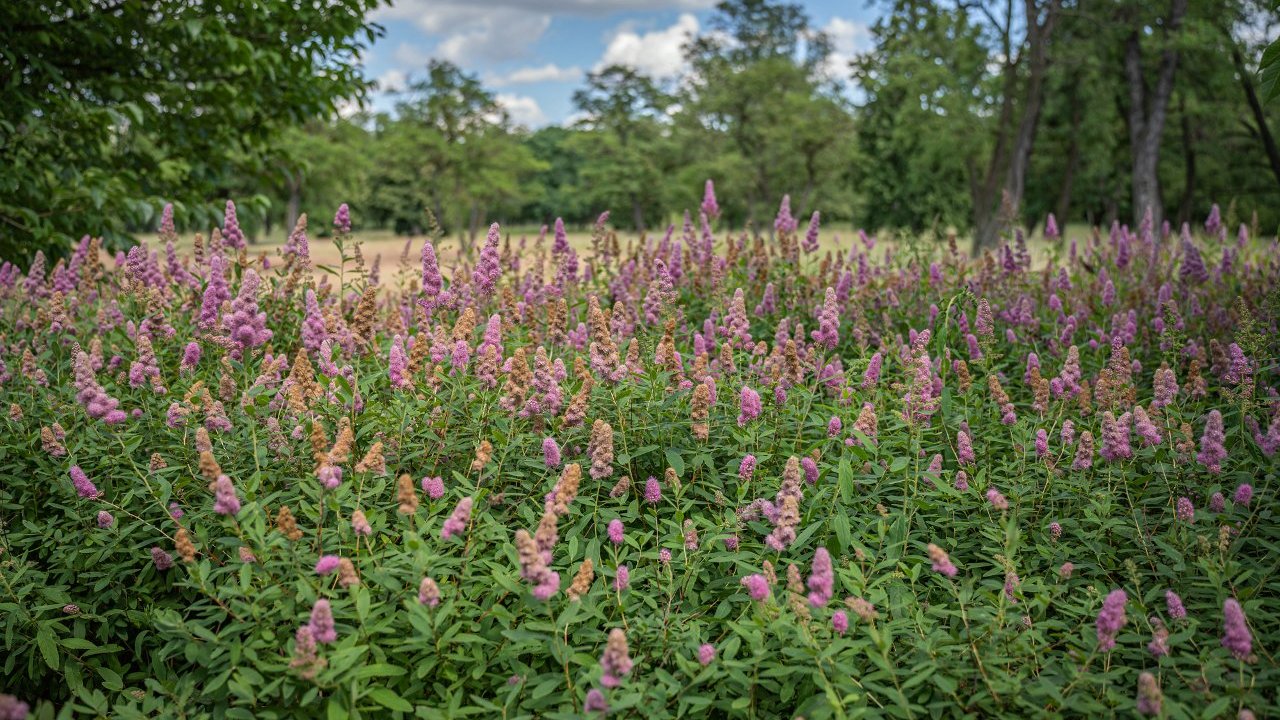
[1197,410,1227,473]
[644,476,662,504]
[697,643,716,665]
[69,466,101,499]
[388,335,409,389]
[737,385,761,426]
[333,203,351,234]
[211,474,240,516]
[1095,589,1127,651]
[421,476,445,500]
[1221,598,1252,660]
[927,544,958,577]
[222,270,272,359]
[807,547,834,607]
[741,574,771,601]
[441,497,473,540]
[542,437,561,468]
[701,179,720,219]
[309,599,337,643]
[1176,496,1195,522]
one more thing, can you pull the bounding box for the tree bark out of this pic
[971,73,1017,255]
[467,203,481,249]
[1055,84,1083,226]
[1123,0,1188,229]
[631,196,645,233]
[284,169,303,237]
[1232,45,1280,189]
[1177,95,1197,224]
[1005,0,1060,215]
[971,0,1060,255]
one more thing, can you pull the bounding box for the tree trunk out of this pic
[631,196,645,233]
[1232,46,1280,189]
[1177,95,1197,224]
[971,79,1017,255]
[284,170,303,237]
[1123,0,1188,229]
[467,203,481,250]
[1005,0,1060,216]
[972,0,1018,255]
[1055,88,1083,226]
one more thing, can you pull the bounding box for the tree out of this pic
[680,0,852,230]
[1120,0,1190,228]
[366,60,542,245]
[853,0,995,234]
[0,0,385,258]
[269,118,376,236]
[1226,1,1280,190]
[1023,25,1128,229]
[519,127,592,227]
[571,66,672,231]
[963,0,1064,252]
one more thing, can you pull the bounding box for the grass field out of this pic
[134,221,1085,276]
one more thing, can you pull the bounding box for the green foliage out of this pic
[679,1,856,228]
[853,0,993,232]
[0,193,1277,717]
[0,0,385,259]
[10,0,1278,253]
[519,127,593,227]
[364,61,544,245]
[570,66,675,231]
[1261,39,1280,102]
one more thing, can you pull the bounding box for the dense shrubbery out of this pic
[0,193,1277,719]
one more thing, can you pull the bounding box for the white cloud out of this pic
[439,14,554,65]
[489,63,583,86]
[820,17,872,82]
[375,0,711,20]
[377,69,408,93]
[562,110,591,127]
[373,2,552,65]
[371,0,715,66]
[335,96,363,119]
[597,13,699,79]
[391,42,433,70]
[496,93,548,128]
[825,17,872,55]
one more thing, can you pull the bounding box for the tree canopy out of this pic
[0,0,384,258]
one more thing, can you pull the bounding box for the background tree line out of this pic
[3,0,1279,259]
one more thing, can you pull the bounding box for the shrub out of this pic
[0,200,1276,718]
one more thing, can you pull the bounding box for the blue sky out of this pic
[359,0,879,126]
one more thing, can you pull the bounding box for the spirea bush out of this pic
[1,196,1277,719]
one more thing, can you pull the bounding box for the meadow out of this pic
[0,192,1276,719]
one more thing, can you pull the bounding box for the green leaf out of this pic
[36,625,59,670]
[353,663,407,679]
[1260,38,1280,104]
[831,512,852,552]
[59,637,97,650]
[365,687,413,713]
[665,449,684,476]
[97,666,123,691]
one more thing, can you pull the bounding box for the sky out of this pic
[360,0,879,127]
